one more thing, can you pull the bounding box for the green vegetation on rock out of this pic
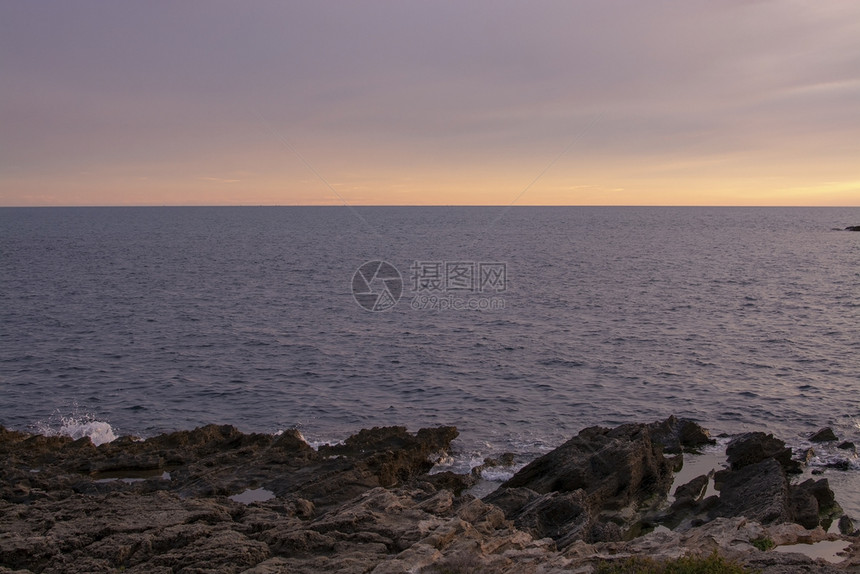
[595,551,753,574]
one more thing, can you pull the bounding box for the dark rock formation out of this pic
[0,420,855,573]
[647,415,715,454]
[485,419,677,546]
[500,422,674,506]
[845,225,860,231]
[725,432,801,473]
[0,423,457,507]
[827,459,853,471]
[809,427,839,443]
[789,478,839,529]
[706,438,840,530]
[674,474,709,502]
[712,458,791,524]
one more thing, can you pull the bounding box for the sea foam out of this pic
[35,412,118,446]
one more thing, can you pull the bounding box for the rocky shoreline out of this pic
[1,417,858,573]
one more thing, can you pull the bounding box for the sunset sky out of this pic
[2,1,859,206]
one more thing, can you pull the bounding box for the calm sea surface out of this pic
[2,206,859,504]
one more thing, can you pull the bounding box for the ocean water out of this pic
[2,206,859,507]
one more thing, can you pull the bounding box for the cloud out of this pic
[2,1,860,205]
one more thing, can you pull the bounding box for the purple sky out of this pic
[2,1,859,205]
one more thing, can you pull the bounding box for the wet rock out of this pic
[647,415,715,454]
[845,225,860,231]
[839,514,855,535]
[789,480,825,530]
[674,474,709,502]
[418,470,476,496]
[711,458,791,524]
[501,422,674,510]
[470,453,516,479]
[1,419,855,573]
[809,427,838,443]
[826,459,852,471]
[725,432,800,473]
[711,455,839,531]
[838,441,856,451]
[488,420,677,545]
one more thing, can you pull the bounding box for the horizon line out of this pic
[2,204,860,209]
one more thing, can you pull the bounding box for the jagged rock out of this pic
[487,420,677,546]
[845,225,860,231]
[418,471,476,496]
[809,427,838,443]
[838,441,856,451]
[725,432,800,473]
[711,455,839,532]
[647,415,715,454]
[789,482,825,530]
[826,459,852,471]
[470,453,516,478]
[839,514,855,535]
[1,420,855,573]
[499,489,592,544]
[712,458,791,524]
[501,421,674,510]
[674,474,709,501]
[483,487,542,518]
[743,550,846,574]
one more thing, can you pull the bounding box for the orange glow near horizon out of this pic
[4,157,858,207]
[2,3,859,208]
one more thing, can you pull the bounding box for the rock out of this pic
[826,459,852,471]
[271,429,315,453]
[765,521,828,546]
[419,471,476,496]
[809,427,838,443]
[483,487,542,518]
[838,441,856,451]
[470,453,516,478]
[744,549,845,574]
[838,514,855,535]
[486,420,677,546]
[498,489,592,545]
[845,225,860,231]
[647,415,715,454]
[663,474,711,528]
[711,457,839,531]
[0,419,854,573]
[501,421,674,510]
[798,447,815,464]
[788,482,823,530]
[790,478,841,531]
[725,432,800,473]
[711,458,791,524]
[674,474,709,501]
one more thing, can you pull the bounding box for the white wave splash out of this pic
[58,418,117,446]
[35,411,118,446]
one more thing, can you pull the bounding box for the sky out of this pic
[2,1,860,207]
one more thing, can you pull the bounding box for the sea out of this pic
[1,206,859,513]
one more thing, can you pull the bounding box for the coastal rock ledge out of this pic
[1,418,858,573]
